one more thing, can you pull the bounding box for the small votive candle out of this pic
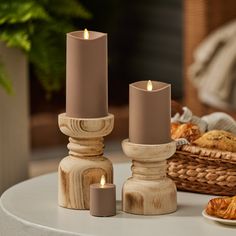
[90,175,116,217]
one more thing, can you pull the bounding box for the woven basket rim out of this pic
[176,145,236,164]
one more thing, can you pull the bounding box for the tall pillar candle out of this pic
[129,80,171,144]
[66,30,108,118]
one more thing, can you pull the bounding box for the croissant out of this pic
[221,196,236,220]
[171,123,201,143]
[206,196,236,220]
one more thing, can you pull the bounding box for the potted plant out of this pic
[0,0,91,193]
[0,0,91,93]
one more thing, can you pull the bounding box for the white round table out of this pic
[0,162,235,236]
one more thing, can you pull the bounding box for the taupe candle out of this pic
[66,30,108,118]
[90,175,116,217]
[129,80,171,144]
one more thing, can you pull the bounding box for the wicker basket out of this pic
[167,145,236,196]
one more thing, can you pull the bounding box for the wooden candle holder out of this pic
[58,113,114,210]
[122,139,177,215]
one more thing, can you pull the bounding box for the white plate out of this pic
[202,210,236,226]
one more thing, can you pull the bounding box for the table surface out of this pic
[0,161,235,236]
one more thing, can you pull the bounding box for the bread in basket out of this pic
[167,124,236,196]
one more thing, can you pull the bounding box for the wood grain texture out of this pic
[58,113,114,138]
[122,139,177,215]
[58,114,114,209]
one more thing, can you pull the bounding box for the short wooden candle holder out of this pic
[122,139,177,215]
[58,113,114,210]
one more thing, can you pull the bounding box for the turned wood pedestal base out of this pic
[58,113,114,210]
[122,139,177,215]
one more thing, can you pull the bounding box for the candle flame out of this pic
[147,80,153,91]
[100,175,106,186]
[84,28,89,39]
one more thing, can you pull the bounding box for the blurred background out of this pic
[0,0,236,194]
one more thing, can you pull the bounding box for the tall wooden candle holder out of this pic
[122,139,177,215]
[58,113,114,210]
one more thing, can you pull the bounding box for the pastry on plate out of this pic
[193,130,236,152]
[171,123,201,143]
[206,196,236,220]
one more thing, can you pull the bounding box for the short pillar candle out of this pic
[90,175,116,217]
[129,80,171,144]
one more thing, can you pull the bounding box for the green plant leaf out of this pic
[0,62,13,94]
[42,0,92,19]
[0,1,50,24]
[0,28,31,51]
[29,22,67,92]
